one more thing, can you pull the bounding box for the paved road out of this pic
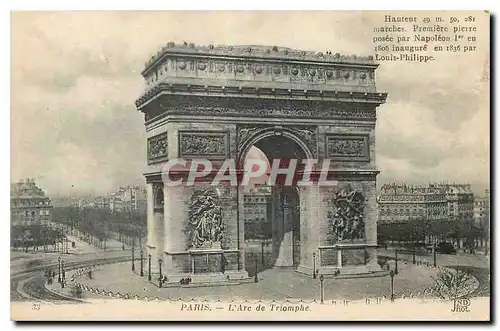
[11,250,131,302]
[378,248,490,297]
[378,248,490,269]
[76,260,438,301]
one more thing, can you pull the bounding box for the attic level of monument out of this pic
[135,43,387,116]
[142,43,378,75]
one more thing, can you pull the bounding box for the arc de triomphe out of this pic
[135,43,387,283]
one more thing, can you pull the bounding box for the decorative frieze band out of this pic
[144,57,375,89]
[325,134,370,162]
[179,131,229,158]
[147,132,169,164]
[148,104,376,124]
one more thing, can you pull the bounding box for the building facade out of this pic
[243,185,272,239]
[378,182,476,244]
[474,189,490,244]
[378,183,448,224]
[435,184,475,228]
[243,185,271,222]
[378,183,448,243]
[11,178,53,227]
[109,186,147,214]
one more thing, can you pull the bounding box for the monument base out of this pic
[160,246,250,284]
[296,243,383,278]
[296,264,383,278]
[162,270,250,285]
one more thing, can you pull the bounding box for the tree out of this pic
[429,268,477,299]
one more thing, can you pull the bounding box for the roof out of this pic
[11,179,49,199]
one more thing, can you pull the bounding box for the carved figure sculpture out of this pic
[187,188,224,248]
[326,185,365,241]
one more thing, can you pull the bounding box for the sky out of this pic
[10,11,490,196]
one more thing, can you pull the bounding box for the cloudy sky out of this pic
[11,11,490,196]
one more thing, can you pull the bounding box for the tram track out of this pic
[11,254,131,303]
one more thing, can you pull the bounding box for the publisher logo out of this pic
[451,299,471,313]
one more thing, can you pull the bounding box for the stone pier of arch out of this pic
[135,43,388,284]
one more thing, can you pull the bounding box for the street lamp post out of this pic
[261,241,265,264]
[485,235,488,256]
[412,244,416,264]
[61,259,65,289]
[319,274,324,304]
[433,242,437,267]
[395,249,398,275]
[140,250,144,277]
[254,255,258,283]
[62,260,66,281]
[131,245,135,272]
[389,270,395,302]
[58,256,61,283]
[158,259,163,288]
[312,252,316,279]
[148,254,152,281]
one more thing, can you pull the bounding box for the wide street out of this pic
[66,260,438,302]
[10,235,132,302]
[378,247,490,269]
[12,236,490,303]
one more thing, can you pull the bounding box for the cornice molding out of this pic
[136,83,387,109]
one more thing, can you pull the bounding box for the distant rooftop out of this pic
[11,178,49,199]
[380,182,473,195]
[380,183,446,195]
[143,42,376,74]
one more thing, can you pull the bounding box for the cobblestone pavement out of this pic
[72,261,438,301]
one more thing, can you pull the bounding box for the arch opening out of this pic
[242,133,308,273]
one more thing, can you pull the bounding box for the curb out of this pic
[43,282,88,303]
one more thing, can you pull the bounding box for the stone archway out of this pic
[136,43,387,282]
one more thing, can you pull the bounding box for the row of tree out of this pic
[378,218,486,250]
[52,206,146,244]
[11,225,65,251]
